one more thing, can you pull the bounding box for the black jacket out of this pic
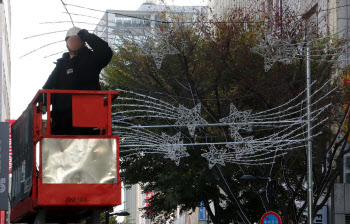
[43,33,113,112]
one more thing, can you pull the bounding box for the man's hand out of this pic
[77,29,89,41]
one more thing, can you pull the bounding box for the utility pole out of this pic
[306,43,313,224]
[302,5,316,223]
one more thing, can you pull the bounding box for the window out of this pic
[345,214,350,224]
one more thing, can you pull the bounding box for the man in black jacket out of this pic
[43,27,113,135]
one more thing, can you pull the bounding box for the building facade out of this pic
[0,0,11,122]
[123,184,152,224]
[93,1,207,46]
[208,0,270,19]
[0,1,10,223]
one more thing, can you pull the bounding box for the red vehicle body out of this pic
[10,90,121,223]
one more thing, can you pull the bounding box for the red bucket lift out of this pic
[10,90,121,223]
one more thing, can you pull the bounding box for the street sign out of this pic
[199,207,207,220]
[5,119,14,174]
[313,205,327,224]
[199,202,207,221]
[260,211,282,224]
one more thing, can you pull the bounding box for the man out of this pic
[43,27,113,135]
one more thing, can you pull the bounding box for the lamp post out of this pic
[302,6,317,223]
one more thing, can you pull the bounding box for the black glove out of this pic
[77,29,89,41]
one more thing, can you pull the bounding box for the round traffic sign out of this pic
[260,211,282,224]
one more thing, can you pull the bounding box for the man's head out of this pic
[65,27,85,53]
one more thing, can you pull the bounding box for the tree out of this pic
[102,6,348,224]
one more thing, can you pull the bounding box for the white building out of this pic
[208,0,273,20]
[123,184,152,224]
[0,1,10,223]
[207,0,336,37]
[0,0,11,122]
[93,1,207,46]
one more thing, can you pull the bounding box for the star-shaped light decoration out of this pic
[201,144,227,169]
[175,103,208,137]
[251,35,276,71]
[137,35,179,69]
[160,132,189,166]
[251,34,297,71]
[219,103,252,138]
[226,132,255,160]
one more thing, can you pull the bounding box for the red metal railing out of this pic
[10,90,121,223]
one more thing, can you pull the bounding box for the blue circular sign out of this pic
[260,211,282,224]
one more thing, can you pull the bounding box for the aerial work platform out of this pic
[10,90,121,223]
